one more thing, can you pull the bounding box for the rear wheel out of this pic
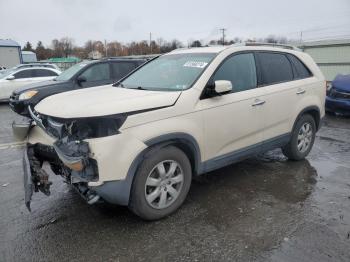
[282,114,316,160]
[129,146,192,220]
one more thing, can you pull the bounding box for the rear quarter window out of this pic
[287,54,312,79]
[257,52,293,85]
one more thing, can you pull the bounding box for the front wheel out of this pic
[282,114,316,161]
[129,146,192,220]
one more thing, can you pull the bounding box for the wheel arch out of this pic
[292,106,321,132]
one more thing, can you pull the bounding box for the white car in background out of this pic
[0,66,61,102]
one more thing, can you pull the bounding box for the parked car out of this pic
[0,67,61,102]
[9,58,147,116]
[326,74,350,115]
[16,43,325,220]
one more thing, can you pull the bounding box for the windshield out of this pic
[55,62,91,81]
[121,53,216,91]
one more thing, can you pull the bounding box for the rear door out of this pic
[198,52,266,169]
[32,68,59,82]
[256,51,305,149]
[78,62,113,88]
[111,61,139,82]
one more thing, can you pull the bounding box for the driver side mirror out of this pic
[76,76,87,86]
[205,80,232,97]
[214,80,232,94]
[6,75,15,80]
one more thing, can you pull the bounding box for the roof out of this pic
[168,43,303,55]
[21,51,36,55]
[169,46,227,54]
[0,39,20,47]
[299,39,350,48]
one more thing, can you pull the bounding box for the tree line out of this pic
[22,35,289,61]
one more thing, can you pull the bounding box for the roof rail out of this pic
[232,42,301,51]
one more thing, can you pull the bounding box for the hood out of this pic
[332,74,350,93]
[35,85,181,119]
[13,80,68,94]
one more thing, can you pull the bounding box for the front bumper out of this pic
[23,125,147,209]
[325,96,350,115]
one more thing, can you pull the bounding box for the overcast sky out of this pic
[1,0,350,47]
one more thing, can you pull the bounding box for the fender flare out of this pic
[292,105,321,132]
[93,132,202,206]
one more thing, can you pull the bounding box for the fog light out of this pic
[65,160,84,171]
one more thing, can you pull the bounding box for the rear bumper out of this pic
[325,96,350,115]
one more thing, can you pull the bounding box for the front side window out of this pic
[257,52,293,85]
[80,63,110,82]
[121,53,216,91]
[13,69,34,79]
[213,53,257,92]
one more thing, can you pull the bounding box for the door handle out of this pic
[296,89,306,95]
[251,99,266,106]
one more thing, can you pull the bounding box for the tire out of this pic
[282,114,316,161]
[129,146,192,220]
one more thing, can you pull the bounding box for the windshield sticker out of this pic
[183,61,208,68]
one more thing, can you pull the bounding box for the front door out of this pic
[196,52,266,171]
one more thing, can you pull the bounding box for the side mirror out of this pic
[76,76,87,86]
[214,80,232,94]
[6,75,15,80]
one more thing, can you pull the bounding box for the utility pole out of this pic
[299,31,303,44]
[220,28,226,45]
[104,39,107,57]
[149,32,152,54]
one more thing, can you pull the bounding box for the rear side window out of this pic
[34,69,58,77]
[287,54,312,79]
[111,62,137,80]
[213,53,257,92]
[13,69,34,79]
[257,52,293,85]
[80,63,110,82]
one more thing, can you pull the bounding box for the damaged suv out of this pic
[19,43,325,220]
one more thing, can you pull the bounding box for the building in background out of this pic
[0,39,22,68]
[299,39,350,81]
[21,51,37,63]
[88,50,103,60]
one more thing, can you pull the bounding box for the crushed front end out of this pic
[23,107,126,210]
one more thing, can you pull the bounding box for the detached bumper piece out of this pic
[24,146,53,211]
[24,139,100,210]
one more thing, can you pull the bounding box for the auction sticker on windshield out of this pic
[183,61,208,68]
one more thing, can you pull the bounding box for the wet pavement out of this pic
[0,104,349,262]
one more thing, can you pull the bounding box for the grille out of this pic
[329,89,350,99]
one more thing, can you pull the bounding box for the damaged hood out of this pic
[34,85,181,119]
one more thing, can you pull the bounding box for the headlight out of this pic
[18,90,38,100]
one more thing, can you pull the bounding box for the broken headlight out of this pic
[44,115,127,140]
